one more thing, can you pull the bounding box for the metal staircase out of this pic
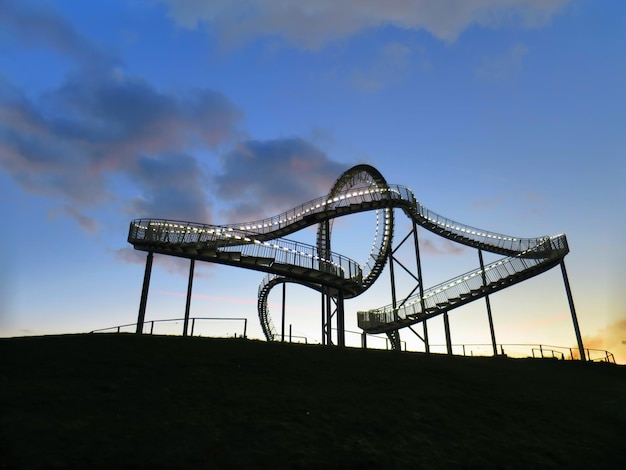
[357,235,569,333]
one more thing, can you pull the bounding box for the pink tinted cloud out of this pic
[420,238,466,257]
[0,1,242,231]
[161,0,572,49]
[583,317,626,364]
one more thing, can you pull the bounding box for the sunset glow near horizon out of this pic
[1,0,624,363]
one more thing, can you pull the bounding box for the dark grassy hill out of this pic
[1,334,624,469]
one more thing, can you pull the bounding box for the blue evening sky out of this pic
[1,0,624,362]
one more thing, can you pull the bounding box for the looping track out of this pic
[128,164,569,342]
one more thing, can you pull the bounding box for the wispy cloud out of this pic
[0,0,242,232]
[420,238,466,257]
[160,0,572,49]
[0,70,242,208]
[0,0,117,68]
[470,194,506,211]
[213,138,348,222]
[475,43,529,81]
[0,0,388,278]
[55,205,99,234]
[583,317,626,364]
[1,0,354,240]
[350,41,420,92]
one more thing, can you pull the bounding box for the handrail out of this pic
[128,184,555,299]
[91,317,248,338]
[130,218,363,287]
[532,347,564,360]
[433,343,617,362]
[129,184,547,255]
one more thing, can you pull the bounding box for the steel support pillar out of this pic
[361,332,367,349]
[136,251,154,334]
[478,250,498,356]
[281,282,286,342]
[321,289,326,345]
[443,311,452,355]
[413,222,429,353]
[388,250,400,349]
[560,261,586,361]
[320,219,333,346]
[183,258,195,337]
[326,292,332,345]
[336,291,345,347]
[422,320,430,353]
[389,251,398,319]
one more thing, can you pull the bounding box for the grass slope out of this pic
[1,334,624,469]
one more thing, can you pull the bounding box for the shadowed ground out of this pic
[1,334,624,469]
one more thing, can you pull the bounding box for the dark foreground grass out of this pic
[0,334,624,469]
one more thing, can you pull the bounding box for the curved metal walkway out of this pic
[128,165,585,358]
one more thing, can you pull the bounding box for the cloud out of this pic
[420,238,466,257]
[114,247,215,278]
[160,0,572,49]
[471,194,506,211]
[54,206,100,234]
[0,0,117,67]
[350,41,417,92]
[0,0,356,282]
[0,1,242,232]
[127,153,211,223]
[583,317,626,364]
[213,138,348,222]
[475,43,529,80]
[0,70,240,222]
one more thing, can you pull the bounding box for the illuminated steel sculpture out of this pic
[128,165,585,360]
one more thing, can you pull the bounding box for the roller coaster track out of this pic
[128,165,569,343]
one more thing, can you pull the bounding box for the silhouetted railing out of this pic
[91,317,248,338]
[89,321,616,363]
[414,342,616,363]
